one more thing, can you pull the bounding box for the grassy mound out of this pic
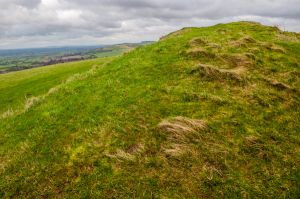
[0,21,299,198]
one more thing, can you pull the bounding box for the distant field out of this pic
[0,43,149,73]
[0,46,101,73]
[0,58,113,114]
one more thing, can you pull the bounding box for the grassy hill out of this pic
[0,21,299,198]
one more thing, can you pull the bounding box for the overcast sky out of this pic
[0,0,299,49]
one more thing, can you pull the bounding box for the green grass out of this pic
[0,21,299,198]
[0,58,113,114]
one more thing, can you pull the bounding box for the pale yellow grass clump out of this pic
[1,109,15,119]
[222,54,253,68]
[229,36,256,48]
[186,48,216,58]
[107,144,145,162]
[158,116,206,135]
[24,96,41,111]
[276,32,300,43]
[192,64,246,83]
[158,116,207,157]
[202,163,223,180]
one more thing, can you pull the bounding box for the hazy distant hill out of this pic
[0,46,101,57]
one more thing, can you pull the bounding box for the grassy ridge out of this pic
[0,22,299,198]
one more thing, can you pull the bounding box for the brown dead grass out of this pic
[242,36,257,43]
[189,37,207,47]
[188,37,221,50]
[191,64,246,83]
[207,42,221,49]
[157,116,229,190]
[229,36,256,48]
[276,32,300,42]
[270,46,286,53]
[260,42,286,53]
[107,144,144,162]
[158,116,206,157]
[222,54,253,68]
[264,78,300,95]
[186,48,216,58]
[158,116,206,134]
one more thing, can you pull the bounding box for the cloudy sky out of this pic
[0,0,299,49]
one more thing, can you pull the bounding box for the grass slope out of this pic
[0,22,299,198]
[0,58,113,114]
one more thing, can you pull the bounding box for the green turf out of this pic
[0,58,113,114]
[0,22,299,198]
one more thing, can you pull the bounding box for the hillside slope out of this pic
[0,58,113,114]
[0,22,299,198]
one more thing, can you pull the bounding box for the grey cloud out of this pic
[0,0,41,8]
[0,0,299,49]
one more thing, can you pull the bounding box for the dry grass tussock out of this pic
[222,54,253,68]
[158,117,228,183]
[158,116,207,157]
[107,143,144,162]
[242,135,268,158]
[24,96,41,111]
[186,48,216,58]
[244,135,260,146]
[276,32,300,42]
[229,36,256,48]
[191,64,246,83]
[188,37,221,51]
[157,117,228,184]
[186,37,220,58]
[1,109,15,119]
[158,116,206,135]
[202,163,223,180]
[260,42,286,53]
[188,37,207,47]
[263,78,300,95]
